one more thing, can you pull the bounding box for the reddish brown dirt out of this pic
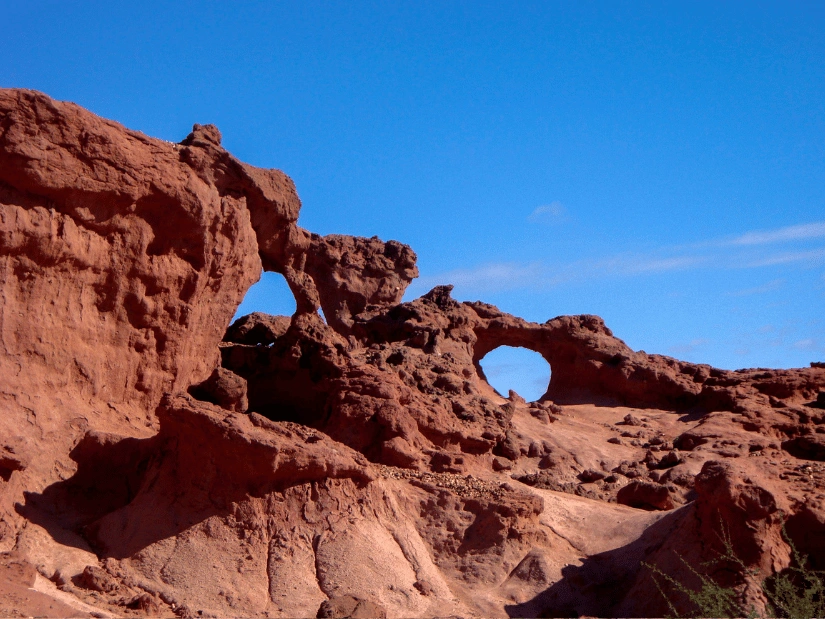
[1,89,824,617]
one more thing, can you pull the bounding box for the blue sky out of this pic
[3,2,823,396]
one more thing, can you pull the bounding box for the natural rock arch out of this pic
[477,345,552,402]
[234,271,297,319]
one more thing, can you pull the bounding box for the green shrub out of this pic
[762,533,825,619]
[643,518,825,619]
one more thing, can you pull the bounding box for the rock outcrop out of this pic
[1,89,824,617]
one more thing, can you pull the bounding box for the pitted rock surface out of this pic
[1,89,824,617]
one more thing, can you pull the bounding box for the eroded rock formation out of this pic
[1,89,824,617]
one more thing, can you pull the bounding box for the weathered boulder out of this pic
[616,479,676,511]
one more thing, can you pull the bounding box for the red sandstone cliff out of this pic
[0,89,823,618]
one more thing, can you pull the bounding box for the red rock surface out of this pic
[1,89,824,617]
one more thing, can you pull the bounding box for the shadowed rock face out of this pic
[1,89,824,618]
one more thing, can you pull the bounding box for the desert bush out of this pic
[762,535,825,619]
[644,518,825,618]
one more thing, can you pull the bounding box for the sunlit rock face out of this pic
[1,88,824,618]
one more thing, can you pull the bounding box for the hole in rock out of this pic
[222,271,335,427]
[233,271,296,320]
[478,346,551,402]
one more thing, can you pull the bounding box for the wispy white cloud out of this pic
[744,248,825,268]
[411,262,545,294]
[727,221,825,246]
[527,201,567,223]
[792,338,819,351]
[411,253,709,296]
[410,220,825,297]
[668,338,710,355]
[727,278,785,297]
[606,255,709,275]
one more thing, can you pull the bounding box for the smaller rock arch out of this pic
[468,303,706,408]
[471,318,559,402]
[477,345,552,402]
